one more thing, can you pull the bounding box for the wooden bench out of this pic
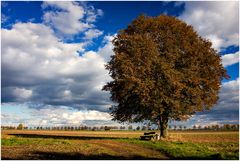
[140,132,156,140]
[144,132,156,135]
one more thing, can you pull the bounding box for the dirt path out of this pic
[88,140,169,159]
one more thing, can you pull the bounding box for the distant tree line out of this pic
[168,124,239,131]
[1,123,239,131]
[1,124,130,131]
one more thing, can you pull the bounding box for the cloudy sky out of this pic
[1,1,239,128]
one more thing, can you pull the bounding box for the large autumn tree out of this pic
[103,15,229,138]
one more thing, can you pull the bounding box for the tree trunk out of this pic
[159,116,168,138]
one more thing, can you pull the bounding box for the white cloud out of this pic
[84,29,103,40]
[42,1,103,38]
[40,120,48,125]
[179,1,239,51]
[86,5,103,23]
[32,106,112,126]
[1,22,112,111]
[98,35,115,62]
[13,88,33,100]
[2,22,84,79]
[1,13,8,23]
[68,110,112,121]
[205,35,224,51]
[1,103,114,127]
[42,1,87,35]
[221,52,239,67]
[220,78,239,99]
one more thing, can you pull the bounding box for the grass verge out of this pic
[1,136,71,146]
[117,138,239,160]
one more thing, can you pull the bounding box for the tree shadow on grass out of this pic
[8,134,120,140]
[153,149,225,160]
[1,151,227,160]
[1,151,166,160]
[173,154,224,160]
[2,151,225,160]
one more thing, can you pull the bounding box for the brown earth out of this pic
[1,130,239,160]
[1,139,168,160]
[1,130,168,160]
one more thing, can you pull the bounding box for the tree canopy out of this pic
[103,15,229,137]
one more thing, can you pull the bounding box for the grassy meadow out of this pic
[1,130,239,160]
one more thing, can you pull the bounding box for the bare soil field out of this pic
[1,130,239,160]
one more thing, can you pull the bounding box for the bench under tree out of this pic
[140,132,157,140]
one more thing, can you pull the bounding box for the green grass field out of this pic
[1,130,239,160]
